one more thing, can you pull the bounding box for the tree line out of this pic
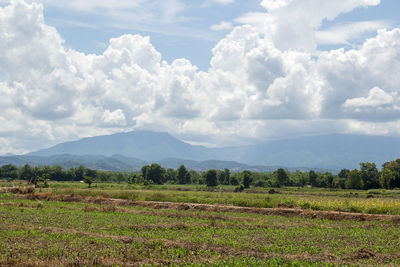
[1,158,400,190]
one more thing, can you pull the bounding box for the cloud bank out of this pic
[0,0,400,154]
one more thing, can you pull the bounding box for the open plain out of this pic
[1,183,400,266]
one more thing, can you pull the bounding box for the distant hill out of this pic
[21,131,400,170]
[29,131,212,161]
[0,154,299,172]
[0,154,146,171]
[217,134,400,169]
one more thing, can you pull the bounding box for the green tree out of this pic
[380,167,397,189]
[74,165,86,181]
[205,169,218,187]
[50,165,66,181]
[165,168,177,183]
[115,173,125,184]
[308,170,318,187]
[83,176,94,188]
[177,165,191,184]
[229,174,239,186]
[85,168,97,179]
[19,164,33,181]
[276,168,289,186]
[290,170,308,187]
[360,162,379,189]
[242,170,252,188]
[313,172,334,188]
[0,164,18,180]
[380,160,400,189]
[189,170,201,184]
[36,173,50,188]
[65,169,76,181]
[142,164,166,184]
[30,166,43,186]
[346,169,363,189]
[338,169,350,179]
[223,168,230,185]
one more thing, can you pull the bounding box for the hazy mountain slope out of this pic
[25,131,400,170]
[0,154,147,171]
[0,154,287,172]
[29,131,212,161]
[218,134,400,169]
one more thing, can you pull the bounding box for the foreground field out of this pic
[20,181,400,215]
[1,187,400,266]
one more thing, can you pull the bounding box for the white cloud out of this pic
[316,20,391,45]
[101,109,127,127]
[206,0,235,5]
[210,21,233,31]
[1,0,400,154]
[343,87,395,108]
[261,0,294,11]
[240,0,381,52]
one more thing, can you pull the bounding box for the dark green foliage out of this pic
[50,165,66,181]
[177,165,191,184]
[332,177,346,189]
[289,170,308,187]
[9,157,400,191]
[189,170,201,184]
[308,170,318,187]
[0,164,18,180]
[360,162,379,189]
[83,176,94,188]
[115,173,125,184]
[19,164,33,181]
[242,170,252,188]
[275,168,289,187]
[142,163,166,184]
[234,184,245,192]
[229,174,239,186]
[338,169,350,179]
[346,169,364,189]
[380,159,400,189]
[165,168,177,183]
[205,169,218,187]
[217,168,231,185]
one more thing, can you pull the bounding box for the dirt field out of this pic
[1,189,400,266]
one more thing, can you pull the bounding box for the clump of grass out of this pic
[100,205,117,212]
[36,202,44,209]
[83,205,98,212]
[1,186,35,194]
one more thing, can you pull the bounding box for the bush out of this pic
[234,184,244,192]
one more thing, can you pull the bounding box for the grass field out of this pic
[1,182,400,266]
[28,182,400,215]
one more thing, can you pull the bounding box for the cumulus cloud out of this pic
[344,87,394,109]
[316,20,391,45]
[210,21,233,31]
[101,109,127,127]
[240,0,381,52]
[0,0,400,154]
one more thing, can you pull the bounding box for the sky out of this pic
[0,0,400,154]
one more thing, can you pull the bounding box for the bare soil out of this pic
[17,192,400,223]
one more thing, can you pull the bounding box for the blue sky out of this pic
[41,1,265,70]
[0,0,400,153]
[25,0,400,70]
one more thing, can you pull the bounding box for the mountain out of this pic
[216,134,400,169]
[0,154,288,172]
[29,131,212,161]
[0,154,147,171]
[23,131,400,170]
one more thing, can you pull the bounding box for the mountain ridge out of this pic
[21,131,400,170]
